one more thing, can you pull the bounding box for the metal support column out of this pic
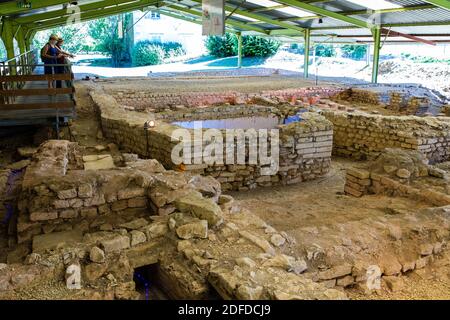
[237,32,243,69]
[371,27,382,84]
[304,28,311,79]
[16,28,27,55]
[2,19,16,74]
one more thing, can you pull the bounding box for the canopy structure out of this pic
[1,0,449,82]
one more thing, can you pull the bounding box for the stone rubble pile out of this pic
[0,140,348,300]
[344,149,450,206]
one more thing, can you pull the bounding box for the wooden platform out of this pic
[0,66,76,126]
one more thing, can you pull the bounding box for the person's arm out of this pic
[59,48,75,58]
[42,44,54,59]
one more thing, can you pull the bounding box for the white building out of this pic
[133,11,206,57]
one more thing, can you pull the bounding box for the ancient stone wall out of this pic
[322,110,450,163]
[444,105,450,116]
[92,88,334,191]
[16,140,167,243]
[333,88,430,114]
[343,149,450,206]
[110,87,339,111]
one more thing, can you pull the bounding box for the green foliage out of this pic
[341,45,367,60]
[241,36,280,58]
[88,16,125,67]
[205,33,238,58]
[410,55,450,64]
[0,41,6,61]
[205,33,280,58]
[314,44,335,57]
[289,43,305,54]
[132,41,186,66]
[33,24,93,54]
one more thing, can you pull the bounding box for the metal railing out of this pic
[0,59,75,105]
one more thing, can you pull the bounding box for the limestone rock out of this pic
[85,262,108,282]
[396,168,411,179]
[239,230,275,255]
[25,253,41,265]
[100,235,130,253]
[141,222,168,239]
[174,192,223,227]
[188,175,221,201]
[32,229,83,253]
[235,257,257,268]
[270,234,286,247]
[380,255,402,276]
[318,264,352,280]
[176,220,208,240]
[119,218,148,230]
[130,230,147,246]
[83,154,115,170]
[17,147,38,158]
[263,254,307,275]
[383,276,404,292]
[7,159,30,170]
[419,243,434,256]
[89,246,106,263]
[388,225,402,241]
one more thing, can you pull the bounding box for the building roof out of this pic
[1,0,449,44]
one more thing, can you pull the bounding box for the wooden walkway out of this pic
[0,65,76,126]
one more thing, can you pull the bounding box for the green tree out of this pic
[205,33,280,58]
[205,33,238,58]
[88,14,133,67]
[341,45,367,60]
[242,36,280,58]
[132,41,185,66]
[314,44,335,57]
[33,24,93,54]
[0,41,6,61]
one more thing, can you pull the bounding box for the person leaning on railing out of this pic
[55,37,75,89]
[40,34,65,89]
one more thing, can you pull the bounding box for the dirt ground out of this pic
[97,75,341,94]
[230,159,450,300]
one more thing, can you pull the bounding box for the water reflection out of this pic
[172,113,305,130]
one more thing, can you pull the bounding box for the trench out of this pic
[133,263,222,300]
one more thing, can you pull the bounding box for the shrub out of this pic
[241,36,280,58]
[132,41,186,66]
[205,33,280,58]
[314,44,335,57]
[205,33,238,58]
[341,45,367,60]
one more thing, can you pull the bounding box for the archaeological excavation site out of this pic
[1,0,450,306]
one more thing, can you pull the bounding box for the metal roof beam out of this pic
[277,4,436,22]
[27,1,161,31]
[0,0,73,15]
[14,0,154,24]
[422,0,450,11]
[189,0,306,35]
[164,3,269,34]
[273,0,371,28]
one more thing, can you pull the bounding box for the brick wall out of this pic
[92,88,334,191]
[322,110,450,163]
[110,87,340,110]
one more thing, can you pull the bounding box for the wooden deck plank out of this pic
[0,74,73,82]
[0,87,74,96]
[0,67,76,126]
[0,101,74,111]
